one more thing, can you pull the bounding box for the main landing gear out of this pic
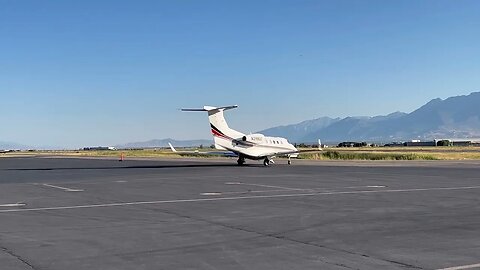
[237,156,246,166]
[238,156,278,167]
[263,157,274,167]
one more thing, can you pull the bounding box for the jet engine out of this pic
[241,134,265,143]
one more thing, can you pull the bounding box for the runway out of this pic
[1,157,480,270]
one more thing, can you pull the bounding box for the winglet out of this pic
[168,143,177,152]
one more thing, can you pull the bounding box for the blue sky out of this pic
[1,0,480,148]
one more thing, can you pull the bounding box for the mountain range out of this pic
[0,141,31,150]
[4,92,480,149]
[258,92,480,143]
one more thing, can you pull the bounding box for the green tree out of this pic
[437,140,452,146]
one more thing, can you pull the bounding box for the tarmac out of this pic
[1,156,480,270]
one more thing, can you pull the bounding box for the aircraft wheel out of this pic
[263,158,270,166]
[237,157,245,166]
[287,160,291,165]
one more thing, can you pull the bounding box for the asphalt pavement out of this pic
[1,157,480,270]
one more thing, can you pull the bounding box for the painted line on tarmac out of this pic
[200,192,223,196]
[201,189,309,196]
[437,263,480,270]
[0,203,26,207]
[225,182,304,190]
[1,185,480,214]
[42,184,84,192]
[335,185,387,189]
[202,185,386,196]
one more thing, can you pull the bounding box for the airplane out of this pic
[0,149,12,153]
[168,143,238,158]
[181,105,321,166]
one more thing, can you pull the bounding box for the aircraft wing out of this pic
[168,143,237,157]
[261,148,322,158]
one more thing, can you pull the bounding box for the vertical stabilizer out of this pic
[168,143,177,152]
[182,106,245,146]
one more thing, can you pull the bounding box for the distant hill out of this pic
[260,117,341,142]
[257,92,480,143]
[115,138,213,149]
[0,141,31,150]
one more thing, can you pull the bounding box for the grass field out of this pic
[300,146,480,160]
[2,146,480,160]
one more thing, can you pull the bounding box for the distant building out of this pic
[436,138,480,147]
[404,141,436,147]
[385,138,480,147]
[385,140,436,147]
[451,140,471,146]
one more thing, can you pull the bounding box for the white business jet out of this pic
[181,105,321,166]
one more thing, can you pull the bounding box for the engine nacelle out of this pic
[241,134,265,143]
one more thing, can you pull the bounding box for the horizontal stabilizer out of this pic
[181,105,238,112]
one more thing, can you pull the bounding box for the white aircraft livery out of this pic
[182,105,320,166]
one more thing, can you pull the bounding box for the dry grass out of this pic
[299,146,480,160]
[2,146,480,160]
[2,149,224,159]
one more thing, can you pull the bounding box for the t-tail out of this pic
[181,105,244,149]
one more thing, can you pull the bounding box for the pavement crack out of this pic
[0,245,37,270]
[315,256,357,269]
[382,258,424,269]
[145,206,422,269]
